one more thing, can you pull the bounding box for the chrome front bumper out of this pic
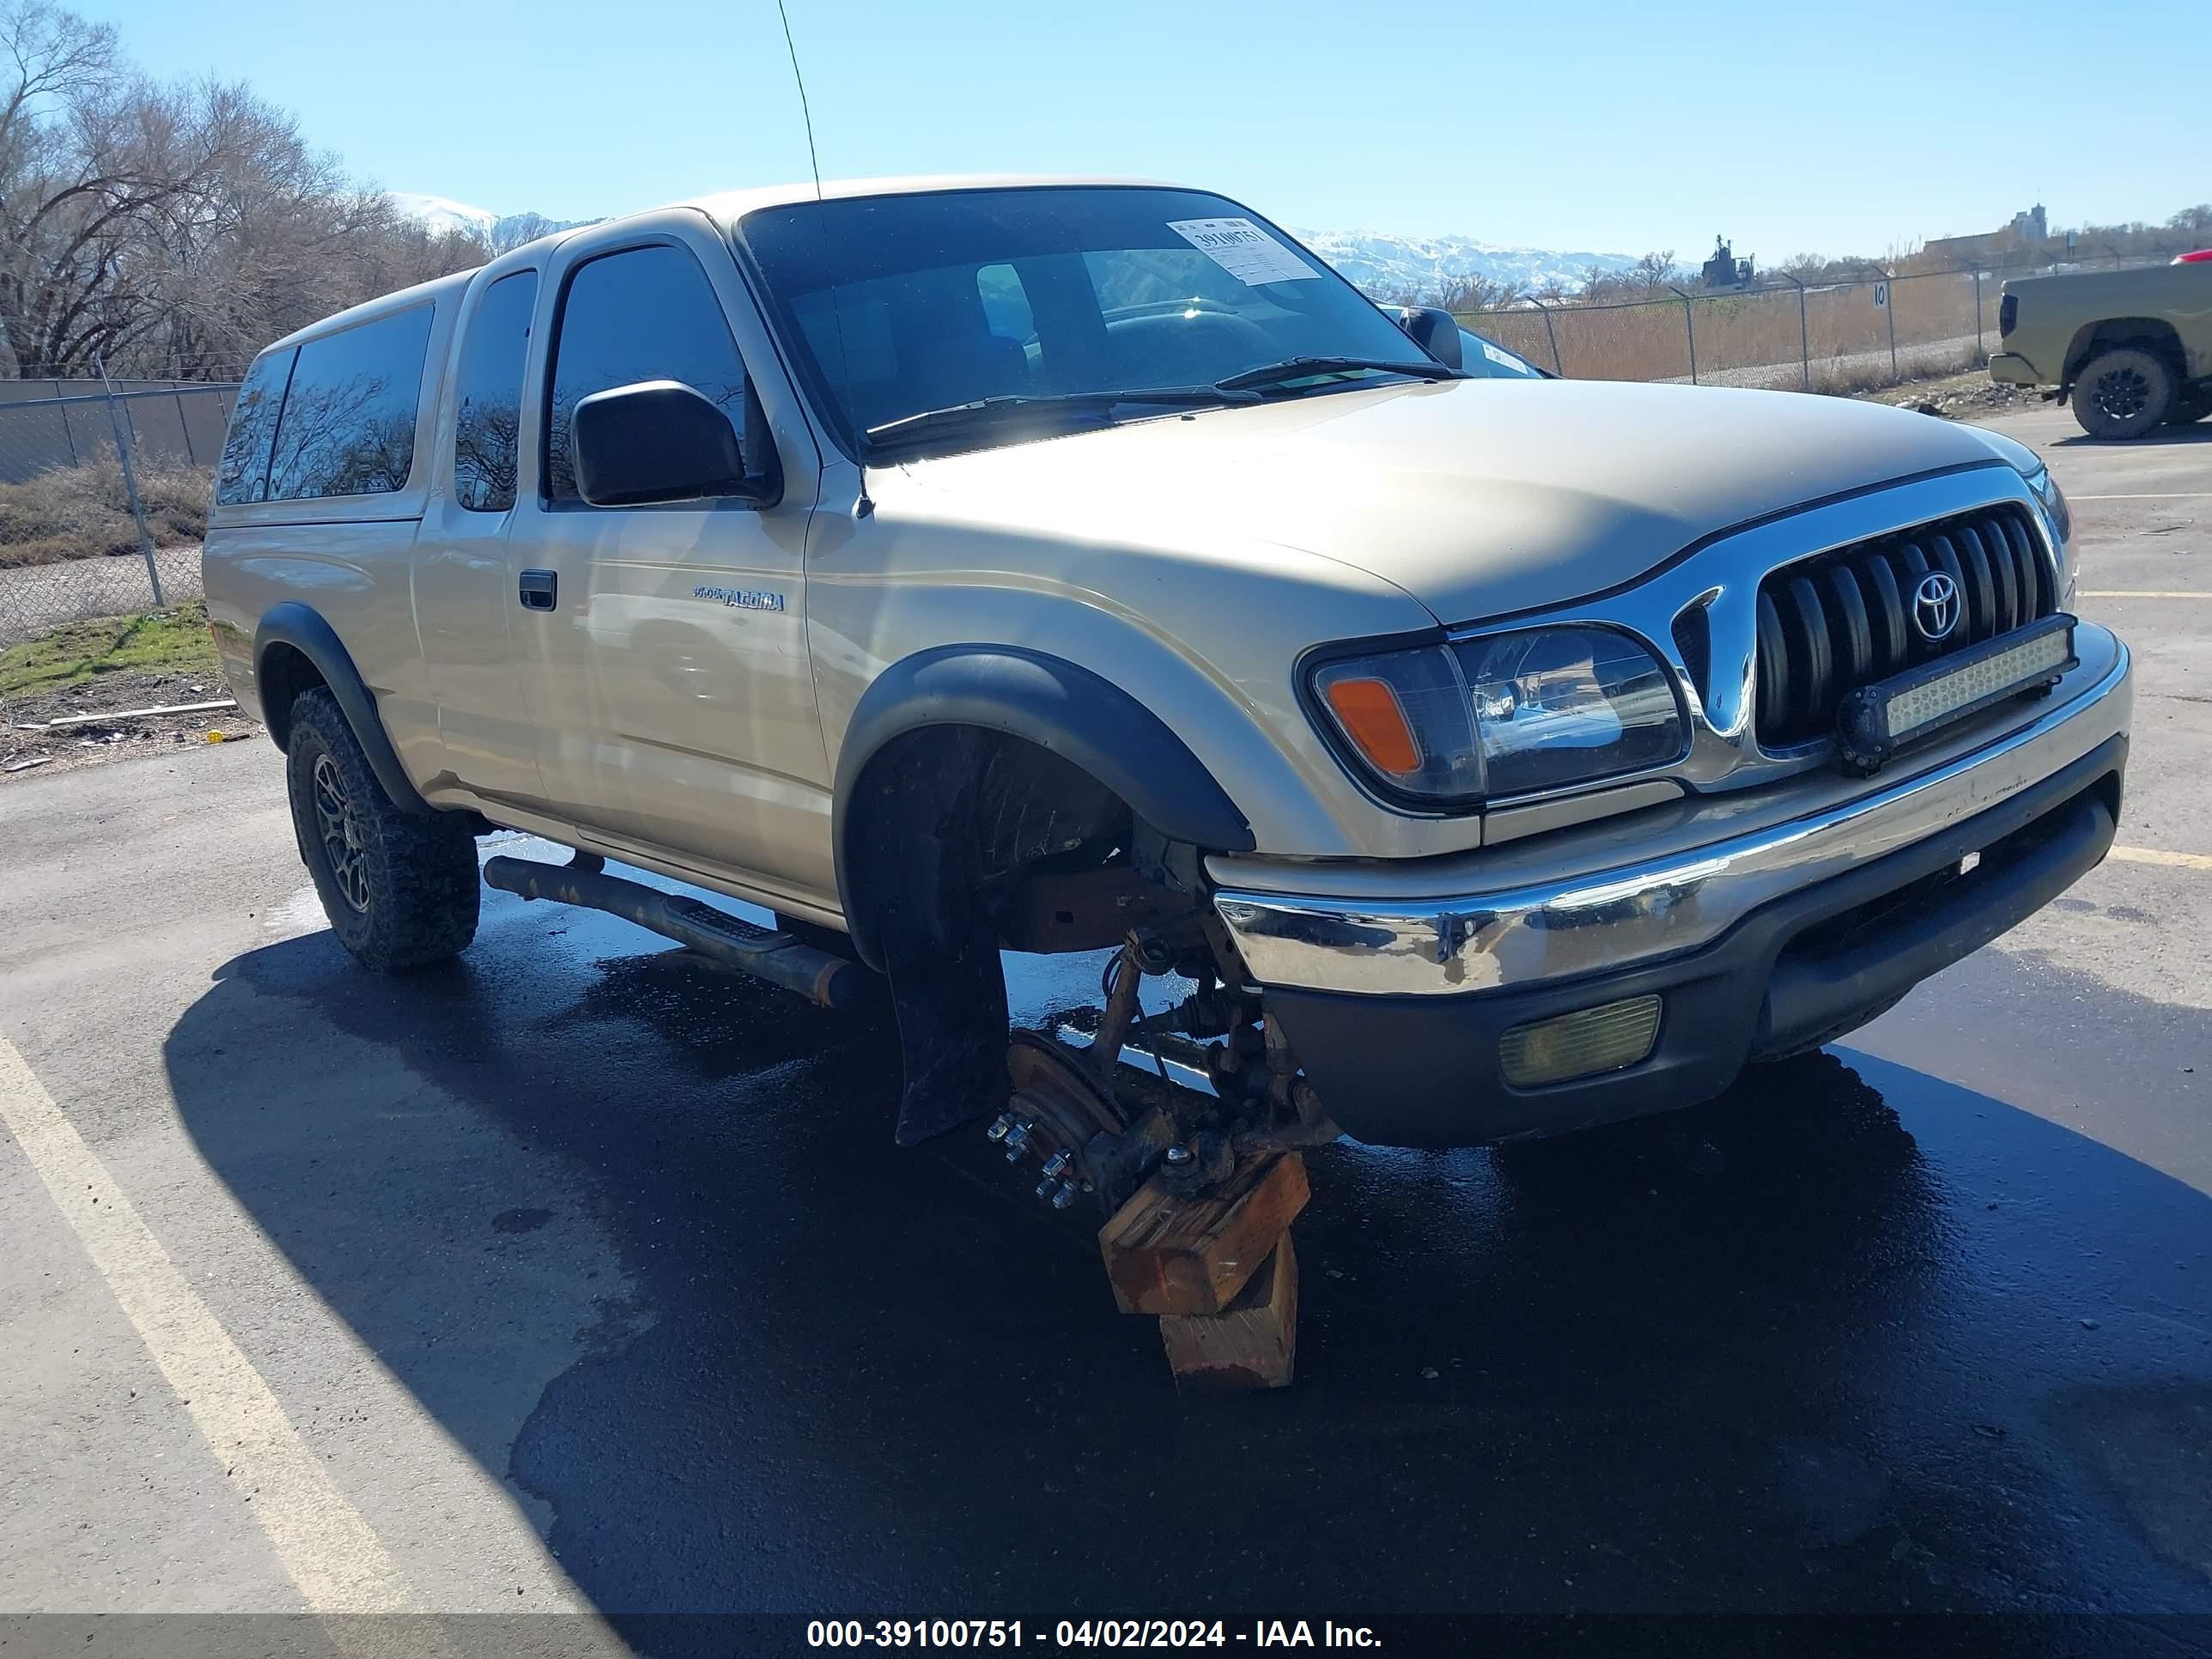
[1212,630,2131,998]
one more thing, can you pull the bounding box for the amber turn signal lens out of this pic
[1323,676,1422,775]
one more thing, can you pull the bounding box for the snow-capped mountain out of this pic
[1291,229,1638,301]
[387,192,499,240]
[390,193,1632,299]
[386,193,599,252]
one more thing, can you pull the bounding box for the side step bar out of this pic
[482,854,868,1011]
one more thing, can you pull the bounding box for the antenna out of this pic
[776,0,825,200]
[775,0,870,514]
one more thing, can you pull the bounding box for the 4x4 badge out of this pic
[1912,572,1960,642]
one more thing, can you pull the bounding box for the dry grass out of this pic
[1462,270,1999,386]
[1808,345,1988,398]
[0,455,212,568]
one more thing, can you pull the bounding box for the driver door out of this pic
[502,215,833,903]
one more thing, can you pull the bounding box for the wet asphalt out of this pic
[3,409,2209,1647]
[166,878,2212,1626]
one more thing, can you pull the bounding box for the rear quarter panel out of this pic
[2003,264,2212,384]
[204,523,434,778]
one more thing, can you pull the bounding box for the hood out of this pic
[873,377,2014,625]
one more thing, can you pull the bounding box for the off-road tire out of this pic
[285,687,480,971]
[2070,347,2175,440]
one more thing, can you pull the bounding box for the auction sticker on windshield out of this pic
[1166,218,1321,285]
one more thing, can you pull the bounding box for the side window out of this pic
[214,348,295,505]
[451,271,539,512]
[544,243,752,502]
[264,303,435,501]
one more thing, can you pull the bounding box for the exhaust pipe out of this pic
[483,854,867,1011]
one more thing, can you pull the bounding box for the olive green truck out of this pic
[1991,260,2212,438]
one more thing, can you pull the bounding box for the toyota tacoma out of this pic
[204,176,2129,1203]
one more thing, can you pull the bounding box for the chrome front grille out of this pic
[1753,501,2057,747]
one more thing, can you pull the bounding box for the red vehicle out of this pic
[2173,249,2212,264]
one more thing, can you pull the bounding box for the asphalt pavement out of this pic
[3,405,2209,1654]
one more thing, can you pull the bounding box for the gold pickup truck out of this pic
[203,175,2128,1172]
[1991,260,2212,438]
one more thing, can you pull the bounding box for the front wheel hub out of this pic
[2094,368,2148,422]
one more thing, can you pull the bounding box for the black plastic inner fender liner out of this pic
[833,645,1253,970]
[843,726,1016,1146]
[1268,737,2124,1149]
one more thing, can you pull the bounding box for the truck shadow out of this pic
[2052,424,2212,448]
[160,901,2212,1635]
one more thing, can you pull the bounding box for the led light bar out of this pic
[1836,614,2076,776]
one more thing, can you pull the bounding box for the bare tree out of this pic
[1435,272,1524,314]
[1,0,483,380]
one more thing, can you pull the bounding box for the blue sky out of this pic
[96,0,2209,259]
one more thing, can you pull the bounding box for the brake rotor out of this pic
[988,1030,1133,1212]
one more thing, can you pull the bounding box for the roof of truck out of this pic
[688,173,1184,226]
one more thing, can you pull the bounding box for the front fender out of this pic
[831,645,1255,967]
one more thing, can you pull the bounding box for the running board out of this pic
[482,854,867,1011]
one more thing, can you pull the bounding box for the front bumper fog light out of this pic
[1498,994,1662,1087]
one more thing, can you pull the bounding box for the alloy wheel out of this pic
[2092,366,2149,423]
[311,751,371,914]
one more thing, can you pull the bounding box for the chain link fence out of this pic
[1456,253,2178,391]
[0,380,234,647]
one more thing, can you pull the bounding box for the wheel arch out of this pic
[2063,318,2187,389]
[252,601,435,817]
[830,645,1255,969]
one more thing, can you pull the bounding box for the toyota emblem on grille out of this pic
[1912,572,1961,641]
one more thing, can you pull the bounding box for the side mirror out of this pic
[1395,307,1463,372]
[570,380,773,507]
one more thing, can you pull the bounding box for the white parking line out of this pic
[2071,492,2212,501]
[2110,845,2212,872]
[2079,591,2211,599]
[0,1032,433,1639]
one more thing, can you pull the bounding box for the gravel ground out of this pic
[2,665,255,781]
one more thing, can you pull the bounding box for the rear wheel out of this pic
[2069,347,2174,439]
[285,687,480,971]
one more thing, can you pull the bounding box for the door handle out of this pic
[518,568,557,611]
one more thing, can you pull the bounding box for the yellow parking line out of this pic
[2110,845,2212,872]
[2079,591,2212,599]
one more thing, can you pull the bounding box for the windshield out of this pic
[737,186,1442,459]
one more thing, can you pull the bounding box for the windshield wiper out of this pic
[1214,356,1460,394]
[865,386,1256,451]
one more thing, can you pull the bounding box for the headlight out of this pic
[2022,465,2075,603]
[2024,464,2071,545]
[1308,625,1687,808]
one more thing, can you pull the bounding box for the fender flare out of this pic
[253,601,436,817]
[831,645,1255,968]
